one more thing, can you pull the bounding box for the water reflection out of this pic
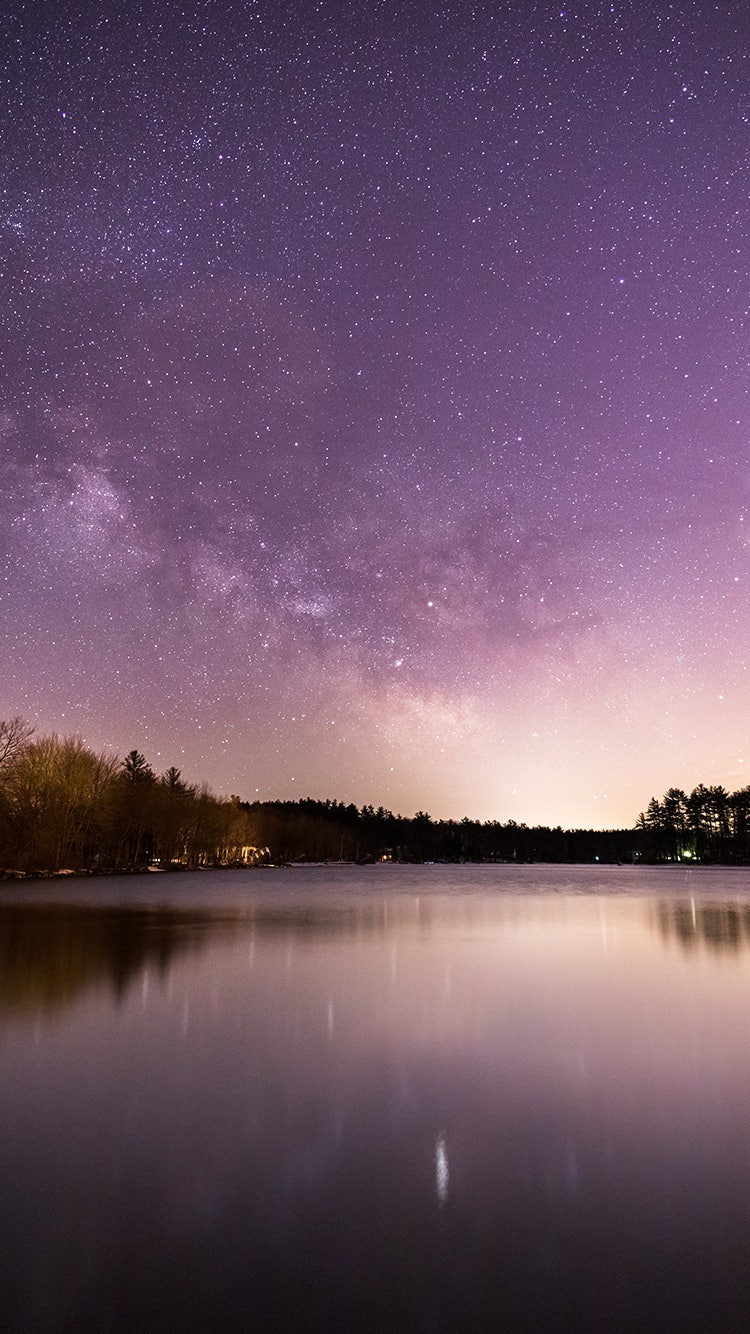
[3,874,750,1331]
[655,898,750,954]
[435,1133,449,1206]
[0,903,249,1018]
[0,895,413,1019]
[4,885,750,1028]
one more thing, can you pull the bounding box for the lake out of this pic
[3,863,750,1331]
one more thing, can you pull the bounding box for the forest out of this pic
[0,718,748,874]
[634,783,750,864]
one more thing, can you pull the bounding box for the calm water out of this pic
[3,864,750,1332]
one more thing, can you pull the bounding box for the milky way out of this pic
[2,0,749,827]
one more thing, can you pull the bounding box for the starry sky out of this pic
[2,0,749,829]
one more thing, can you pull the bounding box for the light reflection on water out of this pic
[2,865,750,1331]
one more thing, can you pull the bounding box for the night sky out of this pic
[2,0,749,828]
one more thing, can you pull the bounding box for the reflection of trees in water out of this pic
[0,891,583,1020]
[0,905,249,1019]
[0,897,405,1020]
[655,900,750,954]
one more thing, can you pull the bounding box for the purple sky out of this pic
[2,0,749,827]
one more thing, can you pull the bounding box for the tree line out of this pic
[0,719,262,874]
[1,718,747,873]
[0,718,639,873]
[635,783,750,863]
[244,797,637,865]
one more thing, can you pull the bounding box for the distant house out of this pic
[240,845,270,865]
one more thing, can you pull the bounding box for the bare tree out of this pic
[0,717,34,773]
[1,734,119,870]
